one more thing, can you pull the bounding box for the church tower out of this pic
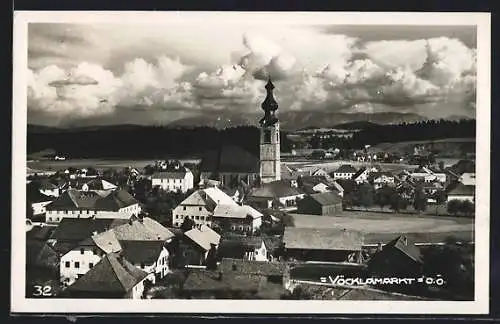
[259,77,281,184]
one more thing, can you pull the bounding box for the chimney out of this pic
[377,242,383,252]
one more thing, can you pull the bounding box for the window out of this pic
[199,207,202,211]
[263,129,272,143]
[48,217,52,222]
[80,248,84,255]
[65,261,70,268]
[195,216,199,220]
[64,210,68,214]
[75,262,80,268]
[175,223,178,227]
[200,216,205,220]
[89,263,94,269]
[183,206,186,211]
[140,263,145,269]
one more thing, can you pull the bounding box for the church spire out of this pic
[259,76,278,126]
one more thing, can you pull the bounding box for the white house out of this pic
[45,188,141,224]
[119,240,170,284]
[351,167,370,184]
[184,225,221,261]
[371,172,396,190]
[60,230,121,285]
[246,180,305,211]
[332,164,357,180]
[172,187,237,228]
[212,204,263,234]
[151,167,194,193]
[218,236,270,262]
[410,167,446,183]
[459,172,476,186]
[29,190,54,216]
[38,181,60,197]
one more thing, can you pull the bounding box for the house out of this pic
[410,166,446,183]
[211,204,263,234]
[246,180,305,210]
[64,252,149,299]
[199,145,260,188]
[28,189,54,216]
[81,179,117,192]
[282,227,364,263]
[59,230,122,285]
[178,225,221,266]
[172,187,236,228]
[370,171,396,190]
[447,183,475,202]
[217,236,270,262]
[45,188,141,224]
[332,165,357,180]
[367,235,423,279]
[298,175,334,194]
[38,180,61,197]
[119,240,170,284]
[459,172,476,186]
[351,167,370,184]
[151,167,194,193]
[296,192,343,216]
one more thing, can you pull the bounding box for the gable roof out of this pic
[27,225,56,242]
[200,145,260,174]
[26,240,58,268]
[82,179,118,191]
[212,204,263,220]
[46,188,138,211]
[334,165,357,174]
[448,183,475,196]
[219,258,287,277]
[50,218,129,243]
[306,191,343,206]
[67,252,148,295]
[119,240,166,265]
[283,227,364,251]
[204,187,238,206]
[184,225,221,251]
[351,167,368,180]
[384,235,423,263]
[248,180,303,198]
[91,230,122,254]
[111,217,175,241]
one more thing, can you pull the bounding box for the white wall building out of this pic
[151,167,194,193]
[332,165,357,180]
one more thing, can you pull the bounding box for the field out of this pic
[27,158,202,171]
[367,137,475,157]
[289,212,474,244]
[283,160,416,173]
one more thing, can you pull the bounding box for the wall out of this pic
[172,204,212,228]
[45,203,140,224]
[60,247,104,285]
[447,195,474,202]
[260,123,281,183]
[32,201,52,215]
[152,172,194,193]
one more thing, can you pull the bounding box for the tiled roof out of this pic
[92,230,122,254]
[111,217,175,241]
[212,204,263,219]
[248,180,303,198]
[204,187,238,206]
[384,235,423,263]
[67,252,148,295]
[184,225,221,251]
[307,192,343,206]
[448,183,475,196]
[283,227,364,251]
[351,167,367,179]
[26,226,56,241]
[219,258,286,277]
[119,240,166,265]
[334,165,357,174]
[50,218,128,243]
[26,240,58,268]
[83,179,117,191]
[46,188,138,211]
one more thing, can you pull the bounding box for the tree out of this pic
[447,199,461,216]
[458,200,475,217]
[375,186,394,210]
[205,244,218,270]
[180,217,195,232]
[433,190,448,215]
[413,189,428,213]
[358,183,375,209]
[438,161,445,171]
[389,192,407,213]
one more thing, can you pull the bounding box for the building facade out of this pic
[151,168,194,193]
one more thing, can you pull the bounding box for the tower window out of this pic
[263,129,271,143]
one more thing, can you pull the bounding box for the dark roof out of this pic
[219,258,286,277]
[306,192,343,206]
[50,218,128,242]
[200,145,259,174]
[119,240,166,265]
[351,167,367,179]
[67,252,148,295]
[46,189,138,211]
[152,169,188,179]
[249,180,303,198]
[27,226,56,241]
[217,237,265,259]
[83,179,117,191]
[26,240,58,268]
[283,227,364,251]
[383,235,423,263]
[334,165,357,173]
[26,185,54,203]
[447,183,475,196]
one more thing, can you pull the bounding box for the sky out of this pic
[27,18,477,127]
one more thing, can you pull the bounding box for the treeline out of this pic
[27,125,295,159]
[349,119,475,148]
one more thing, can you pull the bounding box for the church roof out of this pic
[200,145,259,174]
